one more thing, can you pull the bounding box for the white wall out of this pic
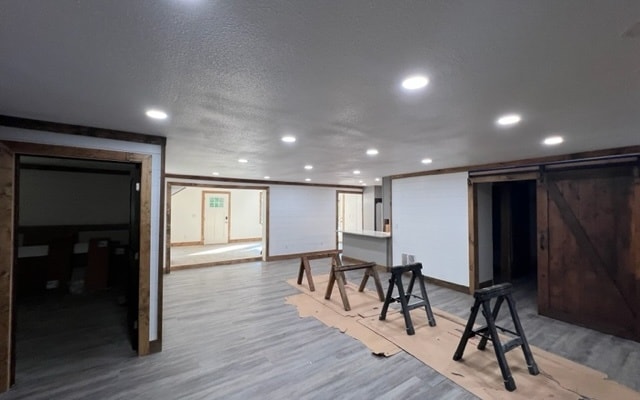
[269,185,337,256]
[170,187,201,243]
[363,186,375,230]
[392,172,469,287]
[170,187,262,244]
[477,183,494,284]
[230,189,262,239]
[19,169,130,226]
[0,127,162,341]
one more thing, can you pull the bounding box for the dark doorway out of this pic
[491,180,537,283]
[13,156,139,384]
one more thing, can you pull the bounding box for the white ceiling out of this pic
[1,1,639,185]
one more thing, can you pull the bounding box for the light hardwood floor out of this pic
[170,242,262,267]
[2,260,639,399]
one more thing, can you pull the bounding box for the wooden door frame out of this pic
[165,182,270,273]
[201,190,231,244]
[0,140,154,391]
[335,190,364,248]
[468,172,539,293]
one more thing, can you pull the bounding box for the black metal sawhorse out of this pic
[379,263,436,335]
[453,282,539,391]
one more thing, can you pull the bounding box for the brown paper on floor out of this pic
[286,277,639,399]
[358,307,639,400]
[285,293,401,357]
[286,274,391,318]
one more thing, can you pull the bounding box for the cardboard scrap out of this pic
[285,293,400,357]
[286,275,640,400]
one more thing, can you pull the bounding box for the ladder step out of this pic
[502,338,522,353]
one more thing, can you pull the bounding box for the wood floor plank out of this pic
[1,260,638,399]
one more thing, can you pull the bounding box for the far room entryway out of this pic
[167,184,268,270]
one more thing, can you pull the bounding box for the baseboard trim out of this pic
[170,241,203,247]
[341,256,387,272]
[228,237,262,243]
[479,280,494,289]
[148,339,162,354]
[171,257,263,271]
[424,276,470,294]
[266,249,341,262]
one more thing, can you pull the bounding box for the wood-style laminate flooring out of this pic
[170,242,262,267]
[2,260,639,399]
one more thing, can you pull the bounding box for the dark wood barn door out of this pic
[537,165,640,341]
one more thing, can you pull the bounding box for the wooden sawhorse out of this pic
[297,250,341,292]
[324,257,385,311]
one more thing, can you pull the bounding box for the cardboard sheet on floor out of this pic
[286,278,639,399]
[286,274,389,318]
[285,293,401,357]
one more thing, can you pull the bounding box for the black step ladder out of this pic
[453,282,539,391]
[379,263,436,335]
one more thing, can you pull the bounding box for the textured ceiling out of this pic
[1,1,639,185]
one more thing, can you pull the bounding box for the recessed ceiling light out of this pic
[496,113,521,126]
[362,183,367,186]
[375,178,380,182]
[305,178,311,182]
[238,158,248,163]
[402,75,429,90]
[304,165,313,170]
[353,170,361,175]
[281,136,296,143]
[421,158,433,164]
[359,180,363,183]
[543,136,564,146]
[366,148,379,156]
[264,176,270,179]
[145,109,168,120]
[212,172,219,176]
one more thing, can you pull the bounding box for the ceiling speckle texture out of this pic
[1,1,639,185]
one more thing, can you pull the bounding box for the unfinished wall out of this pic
[392,172,469,287]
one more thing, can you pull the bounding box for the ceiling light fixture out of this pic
[304,165,313,170]
[421,158,433,164]
[145,109,168,120]
[353,170,361,175]
[496,113,521,126]
[305,178,311,182]
[366,148,379,156]
[238,158,248,163]
[281,135,296,143]
[212,172,219,176]
[264,176,270,179]
[375,178,380,182]
[543,136,564,146]
[402,75,429,90]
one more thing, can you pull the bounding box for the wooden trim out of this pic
[0,143,15,391]
[167,181,270,190]
[469,172,540,184]
[479,280,494,289]
[228,237,262,243]
[148,339,162,354]
[0,140,155,366]
[266,249,340,262]
[170,241,203,247]
[499,185,512,282]
[136,155,152,356]
[166,173,364,190]
[390,145,640,180]
[264,188,270,259]
[536,178,550,314]
[165,183,172,274]
[0,115,166,146]
[19,164,132,175]
[423,276,470,294]
[171,257,262,271]
[468,181,478,293]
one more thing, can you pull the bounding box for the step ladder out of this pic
[379,262,436,335]
[453,282,539,391]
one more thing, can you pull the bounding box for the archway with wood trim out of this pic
[0,140,153,391]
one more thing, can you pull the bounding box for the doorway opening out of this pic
[13,155,140,387]
[167,183,268,270]
[336,191,363,249]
